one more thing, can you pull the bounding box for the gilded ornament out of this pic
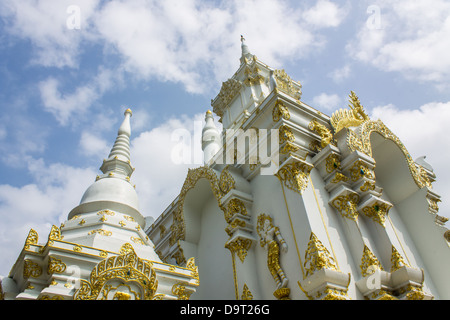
[390,246,408,272]
[444,230,450,243]
[186,257,199,282]
[113,292,131,300]
[349,160,375,182]
[131,237,145,245]
[403,285,426,300]
[321,288,349,300]
[213,79,243,118]
[47,256,67,274]
[330,193,360,221]
[24,229,39,250]
[308,119,335,150]
[325,154,341,174]
[172,282,193,300]
[225,198,248,223]
[243,64,264,87]
[279,125,295,144]
[427,196,441,214]
[88,229,112,237]
[370,289,397,300]
[241,284,253,300]
[304,233,338,277]
[171,249,187,266]
[360,245,384,277]
[273,288,291,300]
[257,214,289,289]
[276,161,313,195]
[309,140,322,153]
[48,225,63,242]
[219,166,235,195]
[119,243,134,255]
[360,181,376,192]
[39,295,64,300]
[225,237,252,263]
[331,172,349,184]
[280,142,300,155]
[23,259,42,279]
[225,218,246,237]
[361,202,392,227]
[331,91,370,133]
[272,101,290,122]
[97,209,115,216]
[273,69,302,101]
[159,225,166,238]
[74,246,158,300]
[349,120,433,189]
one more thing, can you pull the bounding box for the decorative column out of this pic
[220,166,260,300]
[312,144,371,280]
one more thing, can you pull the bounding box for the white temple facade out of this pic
[1,38,449,300]
[146,37,450,300]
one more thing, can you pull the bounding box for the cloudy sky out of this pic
[0,0,449,276]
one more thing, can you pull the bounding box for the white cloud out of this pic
[348,0,450,86]
[131,113,206,218]
[3,0,349,95]
[371,102,450,219]
[38,67,117,125]
[328,65,351,83]
[302,0,349,28]
[0,0,100,68]
[95,0,333,93]
[0,158,96,275]
[312,93,343,111]
[79,131,109,159]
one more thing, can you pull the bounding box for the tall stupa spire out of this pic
[68,108,143,227]
[240,35,254,64]
[107,108,132,162]
[99,108,135,180]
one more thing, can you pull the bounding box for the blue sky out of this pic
[0,0,449,276]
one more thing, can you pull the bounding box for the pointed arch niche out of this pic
[172,166,235,299]
[349,120,449,298]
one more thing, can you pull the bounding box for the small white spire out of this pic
[100,108,135,179]
[241,35,250,56]
[107,108,132,162]
[240,35,253,64]
[202,110,221,165]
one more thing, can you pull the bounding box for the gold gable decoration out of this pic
[274,69,302,101]
[74,244,158,300]
[304,232,339,277]
[331,91,370,133]
[330,91,433,190]
[212,79,243,118]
